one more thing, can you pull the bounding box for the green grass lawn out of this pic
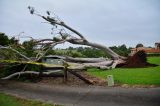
[0,93,56,106]
[87,57,160,85]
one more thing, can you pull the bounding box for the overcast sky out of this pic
[0,0,160,48]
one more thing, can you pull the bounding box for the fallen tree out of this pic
[28,7,126,67]
[0,7,127,80]
[27,6,125,60]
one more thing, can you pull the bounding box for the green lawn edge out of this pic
[0,92,59,106]
[87,57,160,85]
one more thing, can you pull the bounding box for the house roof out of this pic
[131,47,160,53]
[144,49,160,53]
[131,47,152,50]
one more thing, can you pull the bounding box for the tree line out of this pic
[46,45,131,58]
[0,32,131,59]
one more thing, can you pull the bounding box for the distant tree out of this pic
[68,46,74,50]
[0,33,19,46]
[119,44,127,51]
[147,46,152,48]
[110,44,130,57]
[0,33,10,46]
[136,43,143,48]
[46,45,131,58]
[77,47,84,53]
[9,37,19,45]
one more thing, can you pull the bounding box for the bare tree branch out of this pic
[36,39,66,61]
[1,70,62,80]
[42,16,87,40]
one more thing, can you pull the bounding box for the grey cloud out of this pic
[0,0,159,47]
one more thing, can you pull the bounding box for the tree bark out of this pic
[68,60,114,70]
[67,38,120,59]
[1,70,62,80]
[65,56,108,63]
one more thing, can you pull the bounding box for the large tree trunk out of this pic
[67,39,120,59]
[64,56,107,63]
[68,59,124,70]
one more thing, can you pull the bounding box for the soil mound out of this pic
[120,50,157,68]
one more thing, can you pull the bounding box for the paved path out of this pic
[0,81,160,106]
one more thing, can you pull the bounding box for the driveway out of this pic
[0,80,160,106]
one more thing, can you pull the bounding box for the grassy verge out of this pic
[87,57,160,85]
[0,93,57,106]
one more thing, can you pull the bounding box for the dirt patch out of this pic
[35,75,160,88]
[38,71,107,87]
[2,72,159,88]
[119,50,157,68]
